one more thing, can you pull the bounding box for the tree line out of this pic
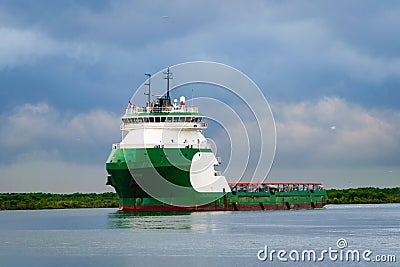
[0,187,399,210]
[0,192,119,210]
[326,187,400,204]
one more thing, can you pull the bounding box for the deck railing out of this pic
[125,106,198,115]
[228,182,324,193]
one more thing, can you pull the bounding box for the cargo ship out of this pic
[105,68,327,211]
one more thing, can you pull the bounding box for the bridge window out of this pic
[149,117,154,122]
[161,117,166,122]
[179,117,185,122]
[166,117,172,122]
[155,117,160,122]
[144,117,149,123]
[173,117,179,122]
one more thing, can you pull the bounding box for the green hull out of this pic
[114,191,327,211]
[106,148,327,211]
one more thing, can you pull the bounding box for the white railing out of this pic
[125,105,198,115]
[120,121,208,130]
[117,142,212,150]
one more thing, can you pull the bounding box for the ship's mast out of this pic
[163,67,172,99]
[144,73,151,104]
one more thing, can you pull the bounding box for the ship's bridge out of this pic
[120,105,207,131]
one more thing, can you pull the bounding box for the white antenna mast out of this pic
[144,73,151,104]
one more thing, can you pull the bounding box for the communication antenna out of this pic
[163,67,172,99]
[144,73,151,103]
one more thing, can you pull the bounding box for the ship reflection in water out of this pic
[108,211,227,232]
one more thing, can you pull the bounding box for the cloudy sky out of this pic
[1,0,399,193]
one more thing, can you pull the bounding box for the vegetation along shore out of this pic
[0,187,399,210]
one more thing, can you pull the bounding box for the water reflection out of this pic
[108,210,230,233]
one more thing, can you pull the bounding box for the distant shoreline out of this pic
[0,192,119,210]
[0,187,399,210]
[326,187,400,204]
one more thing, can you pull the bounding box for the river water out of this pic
[0,204,398,266]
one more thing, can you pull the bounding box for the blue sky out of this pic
[0,0,399,192]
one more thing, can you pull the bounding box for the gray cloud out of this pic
[273,97,400,167]
[1,1,400,110]
[0,102,120,164]
[0,28,56,69]
[0,102,121,192]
